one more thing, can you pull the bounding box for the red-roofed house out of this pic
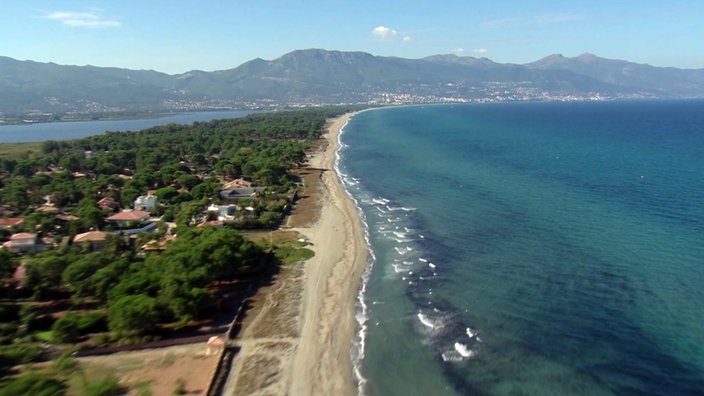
[97,196,120,212]
[73,231,109,251]
[55,214,79,222]
[0,217,24,230]
[4,232,37,253]
[106,210,150,226]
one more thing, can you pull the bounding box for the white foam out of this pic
[417,312,436,329]
[394,247,409,255]
[336,119,379,396]
[418,257,428,263]
[454,342,475,358]
[442,351,464,362]
[393,264,408,273]
[428,263,436,269]
[466,327,476,339]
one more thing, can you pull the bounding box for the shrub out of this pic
[0,372,66,396]
[83,375,124,396]
[77,311,108,333]
[51,313,81,344]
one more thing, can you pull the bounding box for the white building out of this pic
[134,194,158,211]
[206,204,238,221]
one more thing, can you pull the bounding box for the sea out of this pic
[336,101,704,396]
[0,110,254,143]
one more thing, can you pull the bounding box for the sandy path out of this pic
[221,112,367,396]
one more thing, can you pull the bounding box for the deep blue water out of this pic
[0,110,254,143]
[338,101,704,395]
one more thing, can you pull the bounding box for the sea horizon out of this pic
[338,100,704,395]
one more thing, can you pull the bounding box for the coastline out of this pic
[219,111,369,395]
[289,111,368,395]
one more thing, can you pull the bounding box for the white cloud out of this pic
[372,25,412,42]
[372,25,398,38]
[480,13,583,29]
[473,48,488,54]
[44,10,120,28]
[453,48,465,54]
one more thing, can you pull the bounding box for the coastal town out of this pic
[3,83,615,125]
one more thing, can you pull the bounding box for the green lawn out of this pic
[0,142,43,160]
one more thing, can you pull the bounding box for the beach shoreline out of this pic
[219,111,369,395]
[288,111,368,395]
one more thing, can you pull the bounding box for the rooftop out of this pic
[0,218,24,228]
[10,232,36,240]
[73,230,109,243]
[106,210,151,221]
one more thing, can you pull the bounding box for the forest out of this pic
[0,105,363,393]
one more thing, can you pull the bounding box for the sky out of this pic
[2,1,703,75]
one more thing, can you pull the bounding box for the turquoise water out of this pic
[338,101,704,395]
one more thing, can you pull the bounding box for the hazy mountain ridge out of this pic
[1,50,703,119]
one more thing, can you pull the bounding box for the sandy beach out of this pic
[221,112,368,395]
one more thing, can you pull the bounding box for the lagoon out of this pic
[0,110,255,143]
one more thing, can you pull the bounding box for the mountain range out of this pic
[2,49,704,120]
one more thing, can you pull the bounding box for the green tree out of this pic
[51,312,81,343]
[155,187,179,204]
[108,294,159,333]
[58,154,82,172]
[177,174,201,190]
[76,198,105,231]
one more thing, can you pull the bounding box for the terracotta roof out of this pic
[55,214,79,221]
[222,178,252,189]
[0,218,24,228]
[73,231,108,243]
[197,220,224,228]
[98,196,118,204]
[10,232,36,240]
[106,210,150,221]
